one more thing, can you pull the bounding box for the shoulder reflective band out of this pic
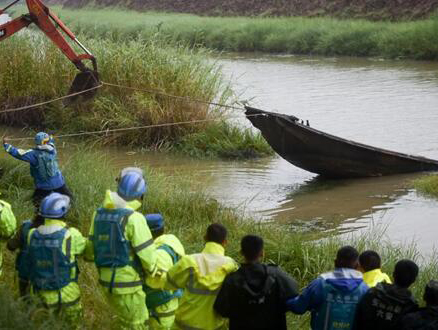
[133,238,154,253]
[187,268,219,296]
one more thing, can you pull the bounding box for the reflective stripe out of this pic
[99,279,143,288]
[186,268,219,296]
[43,297,80,309]
[133,238,154,253]
[65,237,72,260]
[155,310,176,318]
[175,320,223,330]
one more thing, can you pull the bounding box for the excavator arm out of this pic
[0,0,99,104]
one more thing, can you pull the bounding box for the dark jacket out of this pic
[400,306,438,330]
[214,262,298,330]
[354,282,419,330]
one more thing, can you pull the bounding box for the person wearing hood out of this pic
[400,280,438,330]
[353,259,419,330]
[214,235,299,330]
[164,223,238,330]
[144,213,185,330]
[286,246,368,330]
[25,193,85,324]
[3,132,72,208]
[85,167,157,330]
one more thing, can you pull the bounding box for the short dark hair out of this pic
[241,235,264,262]
[393,259,419,288]
[424,280,438,306]
[359,250,381,272]
[205,223,227,244]
[335,246,359,269]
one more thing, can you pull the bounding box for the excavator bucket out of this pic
[64,69,100,106]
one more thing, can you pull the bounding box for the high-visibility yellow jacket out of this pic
[85,190,157,295]
[146,234,185,327]
[27,219,86,307]
[0,200,17,276]
[363,268,392,288]
[165,242,238,330]
[146,234,185,289]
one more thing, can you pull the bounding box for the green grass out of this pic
[414,174,438,198]
[27,7,438,60]
[0,32,272,159]
[0,149,437,328]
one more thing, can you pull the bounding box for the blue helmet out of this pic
[145,213,164,232]
[39,193,71,219]
[35,132,50,146]
[117,167,147,201]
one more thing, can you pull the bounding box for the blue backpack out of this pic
[15,220,33,281]
[28,227,77,291]
[145,244,183,310]
[30,149,60,182]
[315,281,364,330]
[92,208,143,290]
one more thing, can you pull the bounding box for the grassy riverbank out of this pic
[41,7,438,60]
[414,174,438,198]
[1,149,437,328]
[0,32,272,159]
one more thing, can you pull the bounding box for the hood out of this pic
[102,190,141,210]
[321,268,365,292]
[240,263,275,297]
[374,282,416,305]
[155,234,185,257]
[35,144,55,153]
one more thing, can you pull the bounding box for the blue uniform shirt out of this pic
[4,143,65,190]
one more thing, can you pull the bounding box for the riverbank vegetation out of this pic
[44,7,438,60]
[0,33,272,159]
[54,0,438,21]
[414,174,438,198]
[1,149,437,328]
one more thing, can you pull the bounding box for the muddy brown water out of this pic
[2,54,438,254]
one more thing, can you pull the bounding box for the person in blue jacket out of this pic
[3,132,72,208]
[286,246,369,330]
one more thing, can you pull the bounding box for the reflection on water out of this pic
[2,54,438,253]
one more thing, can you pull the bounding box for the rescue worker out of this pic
[0,198,17,276]
[359,250,392,288]
[7,213,44,297]
[26,193,85,323]
[164,223,238,330]
[3,133,72,208]
[86,167,157,330]
[287,246,369,330]
[144,213,185,330]
[400,280,438,330]
[214,234,299,330]
[353,259,419,330]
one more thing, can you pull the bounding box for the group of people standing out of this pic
[0,132,437,330]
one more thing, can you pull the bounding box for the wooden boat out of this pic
[245,106,438,178]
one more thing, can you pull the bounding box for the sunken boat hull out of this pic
[245,106,438,178]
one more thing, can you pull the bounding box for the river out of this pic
[2,53,438,253]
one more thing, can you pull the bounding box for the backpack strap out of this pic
[158,244,180,264]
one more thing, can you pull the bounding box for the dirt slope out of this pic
[56,0,438,20]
